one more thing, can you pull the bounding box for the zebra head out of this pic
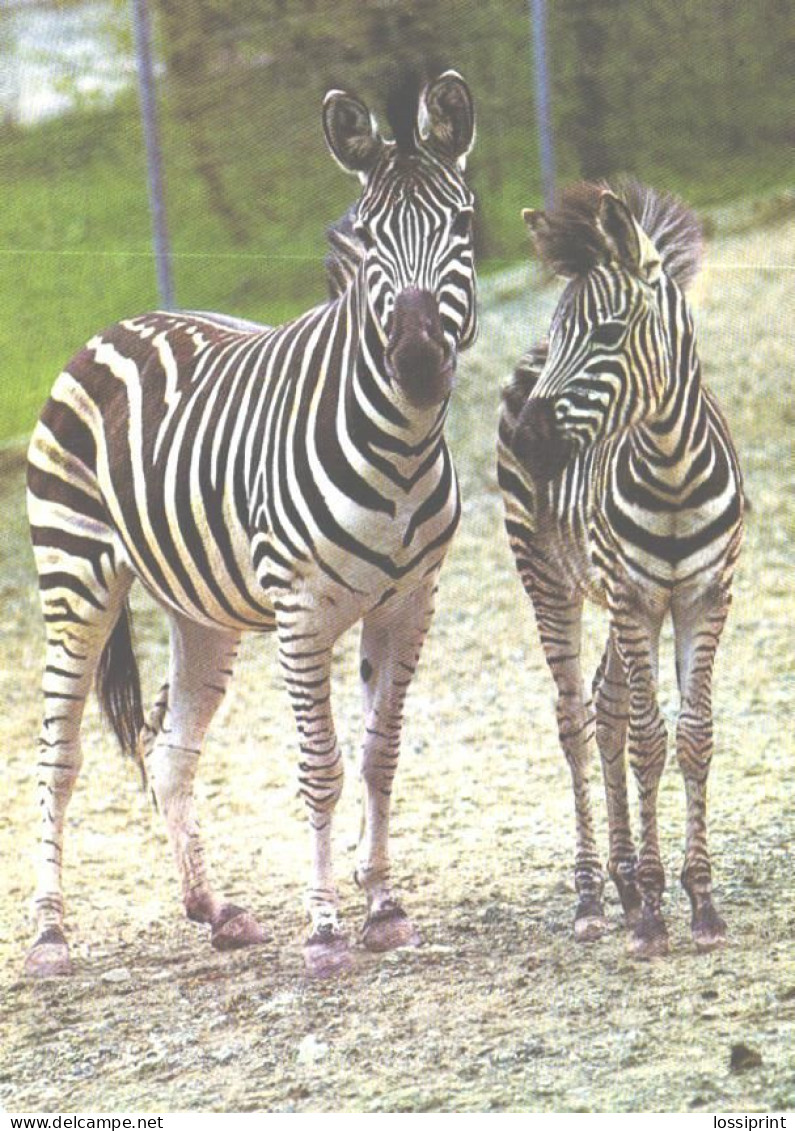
[513,185,671,481]
[322,72,477,409]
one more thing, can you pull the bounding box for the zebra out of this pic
[24,71,477,979]
[497,180,744,958]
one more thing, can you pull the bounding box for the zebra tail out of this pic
[95,602,145,776]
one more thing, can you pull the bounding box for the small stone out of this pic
[729,1042,762,1072]
[297,1033,329,1065]
[101,967,132,984]
[212,1046,237,1065]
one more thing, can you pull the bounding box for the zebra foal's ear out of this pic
[597,191,642,275]
[522,208,555,261]
[418,71,475,168]
[522,208,549,239]
[323,91,384,179]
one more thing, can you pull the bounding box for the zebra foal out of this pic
[25,72,477,978]
[498,181,743,958]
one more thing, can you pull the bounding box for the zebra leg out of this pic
[136,680,170,795]
[25,556,134,978]
[593,634,641,925]
[147,614,268,951]
[276,629,350,977]
[616,610,669,959]
[535,595,607,941]
[673,592,731,952]
[355,583,437,952]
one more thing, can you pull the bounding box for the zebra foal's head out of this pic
[322,71,477,409]
[512,181,701,481]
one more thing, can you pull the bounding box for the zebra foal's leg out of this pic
[147,613,268,951]
[673,590,731,952]
[613,606,669,958]
[355,582,438,952]
[276,622,350,977]
[593,634,641,925]
[533,591,607,940]
[26,554,134,977]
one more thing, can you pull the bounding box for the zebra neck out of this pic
[635,285,706,467]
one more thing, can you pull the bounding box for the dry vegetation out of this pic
[0,209,793,1113]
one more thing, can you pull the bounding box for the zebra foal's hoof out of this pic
[361,903,421,953]
[573,898,608,942]
[628,910,669,960]
[692,902,727,954]
[210,904,269,951]
[24,927,72,978]
[304,928,354,978]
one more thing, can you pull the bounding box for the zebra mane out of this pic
[531,179,703,290]
[385,69,422,154]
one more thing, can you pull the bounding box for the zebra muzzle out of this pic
[385,289,454,408]
[512,396,573,482]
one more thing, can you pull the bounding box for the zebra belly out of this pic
[110,528,277,633]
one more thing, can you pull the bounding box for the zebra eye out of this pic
[591,321,625,348]
[451,209,473,238]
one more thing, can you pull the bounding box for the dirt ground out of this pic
[1,203,793,1114]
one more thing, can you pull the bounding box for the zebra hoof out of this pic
[303,928,353,978]
[210,904,269,951]
[692,903,727,953]
[361,904,420,953]
[628,911,669,960]
[574,898,608,942]
[609,865,642,925]
[624,905,643,930]
[24,927,72,978]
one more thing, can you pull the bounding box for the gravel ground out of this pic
[0,205,793,1113]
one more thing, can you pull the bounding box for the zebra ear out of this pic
[597,192,642,275]
[522,208,549,238]
[323,91,384,179]
[418,71,475,168]
[522,208,554,259]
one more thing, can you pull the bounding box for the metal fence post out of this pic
[131,0,175,309]
[529,0,556,211]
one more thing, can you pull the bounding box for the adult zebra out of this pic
[498,181,743,959]
[25,71,477,978]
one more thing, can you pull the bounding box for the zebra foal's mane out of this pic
[532,178,703,291]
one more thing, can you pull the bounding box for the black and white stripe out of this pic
[498,180,743,958]
[24,72,477,978]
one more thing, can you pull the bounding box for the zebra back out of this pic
[325,205,363,299]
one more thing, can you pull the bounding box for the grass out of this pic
[0,100,348,442]
[0,98,792,444]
